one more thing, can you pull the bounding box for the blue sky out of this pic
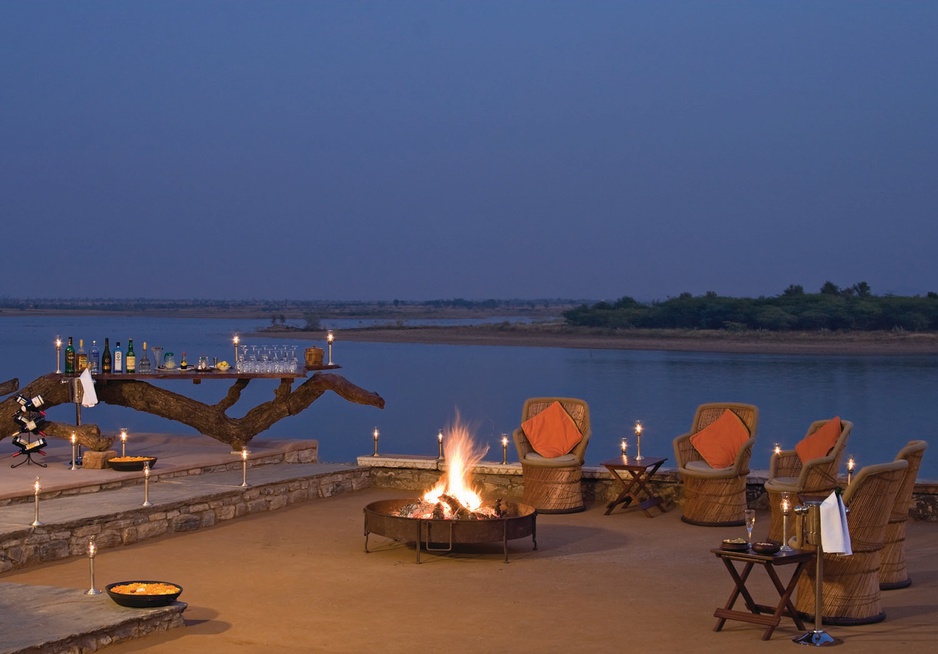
[2,1,937,301]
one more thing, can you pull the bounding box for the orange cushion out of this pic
[689,409,750,468]
[521,401,583,458]
[795,417,843,463]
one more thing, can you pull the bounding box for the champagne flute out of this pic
[744,509,756,546]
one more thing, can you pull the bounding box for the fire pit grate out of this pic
[363,498,537,563]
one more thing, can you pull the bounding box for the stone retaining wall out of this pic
[0,467,368,573]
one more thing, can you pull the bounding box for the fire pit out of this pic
[363,415,537,562]
[364,498,537,563]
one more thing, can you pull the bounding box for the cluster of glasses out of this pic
[236,345,300,374]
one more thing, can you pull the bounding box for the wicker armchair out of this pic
[880,440,928,590]
[512,397,591,513]
[672,402,758,526]
[765,419,852,543]
[794,459,907,625]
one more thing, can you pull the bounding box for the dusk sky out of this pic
[3,2,937,302]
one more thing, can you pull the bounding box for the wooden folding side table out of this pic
[601,456,669,517]
[711,547,814,640]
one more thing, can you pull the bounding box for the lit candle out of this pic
[501,434,509,465]
[55,337,62,374]
[621,437,628,457]
[634,421,644,461]
[437,429,444,460]
[373,427,380,457]
[241,448,249,487]
[233,334,240,363]
[88,536,97,558]
[142,461,152,507]
[773,443,781,457]
[120,428,128,457]
[71,432,78,471]
[847,455,856,484]
[85,535,101,595]
[326,330,335,365]
[31,476,43,526]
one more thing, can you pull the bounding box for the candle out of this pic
[621,438,628,457]
[437,429,444,460]
[120,428,128,457]
[142,460,152,507]
[233,334,240,363]
[326,330,335,365]
[85,535,101,595]
[501,434,508,465]
[55,337,62,374]
[773,443,781,457]
[71,433,78,471]
[373,427,380,457]
[31,476,43,526]
[241,448,249,487]
[634,420,644,461]
[88,536,97,558]
[847,455,856,483]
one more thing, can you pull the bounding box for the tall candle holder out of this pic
[437,430,444,460]
[70,433,78,471]
[241,448,249,487]
[621,437,628,459]
[233,334,240,365]
[142,461,152,507]
[120,428,128,458]
[780,492,793,552]
[634,421,644,461]
[326,330,334,365]
[846,455,856,485]
[85,536,102,595]
[55,337,62,374]
[373,427,380,457]
[31,476,43,526]
[501,434,509,465]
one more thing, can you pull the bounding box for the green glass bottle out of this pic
[64,336,75,374]
[126,339,136,374]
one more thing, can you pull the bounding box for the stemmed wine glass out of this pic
[744,509,756,547]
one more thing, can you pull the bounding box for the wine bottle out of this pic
[77,338,88,372]
[126,339,136,373]
[114,341,124,373]
[64,336,75,374]
[101,338,112,374]
[90,339,100,373]
[138,341,151,372]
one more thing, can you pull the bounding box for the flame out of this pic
[422,415,489,515]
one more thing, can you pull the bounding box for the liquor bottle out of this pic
[77,338,88,371]
[101,338,112,373]
[138,341,152,373]
[90,339,100,373]
[64,336,76,374]
[126,339,136,373]
[114,341,123,373]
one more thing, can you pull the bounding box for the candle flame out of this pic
[634,421,643,435]
[34,476,41,492]
[71,433,77,444]
[233,335,240,345]
[120,429,128,442]
[373,427,379,439]
[88,537,97,557]
[327,330,334,343]
[847,456,856,471]
[144,461,150,476]
[242,448,249,460]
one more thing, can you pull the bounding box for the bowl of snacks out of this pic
[752,541,781,555]
[107,456,157,472]
[106,581,183,608]
[721,537,749,552]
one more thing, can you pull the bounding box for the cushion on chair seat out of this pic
[523,452,579,467]
[689,409,750,468]
[521,401,583,458]
[764,476,799,492]
[795,416,842,463]
[684,459,733,474]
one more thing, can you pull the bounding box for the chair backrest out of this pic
[888,440,928,524]
[797,419,853,491]
[521,397,591,438]
[842,459,908,553]
[690,402,759,437]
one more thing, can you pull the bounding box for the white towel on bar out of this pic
[79,368,98,408]
[820,491,852,555]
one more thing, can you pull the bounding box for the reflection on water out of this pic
[1,316,935,479]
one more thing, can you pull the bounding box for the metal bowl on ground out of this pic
[106,581,182,608]
[107,456,157,472]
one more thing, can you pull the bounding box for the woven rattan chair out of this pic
[672,402,758,526]
[880,440,928,590]
[794,459,907,625]
[513,397,591,514]
[765,419,852,543]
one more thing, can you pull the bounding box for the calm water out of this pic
[1,316,934,479]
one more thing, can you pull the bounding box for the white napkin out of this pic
[79,368,98,408]
[820,491,852,555]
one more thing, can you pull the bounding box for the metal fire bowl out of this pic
[363,499,537,563]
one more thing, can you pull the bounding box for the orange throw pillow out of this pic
[689,409,750,468]
[795,417,843,463]
[521,401,583,458]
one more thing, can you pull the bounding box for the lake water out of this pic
[1,315,934,479]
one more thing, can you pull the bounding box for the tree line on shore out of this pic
[563,283,938,332]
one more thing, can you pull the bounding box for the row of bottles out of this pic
[62,336,152,374]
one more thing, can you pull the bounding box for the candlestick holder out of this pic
[780,492,793,552]
[142,462,152,507]
[437,430,444,460]
[55,337,62,374]
[846,456,855,485]
[326,330,334,366]
[85,536,102,595]
[31,476,43,526]
[620,437,628,459]
[372,428,380,457]
[70,433,78,471]
[501,435,508,465]
[120,428,128,458]
[241,449,249,487]
[233,335,240,366]
[634,421,644,461]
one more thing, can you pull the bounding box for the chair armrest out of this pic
[730,436,756,474]
[512,427,533,460]
[673,432,701,468]
[569,428,591,465]
[770,449,802,478]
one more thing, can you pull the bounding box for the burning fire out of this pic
[397,416,505,520]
